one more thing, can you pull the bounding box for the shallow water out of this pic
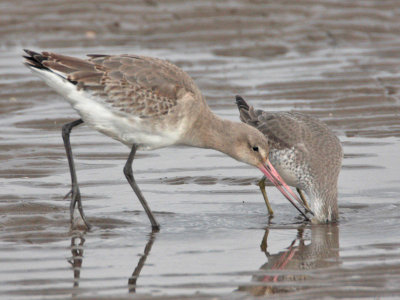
[1,0,400,299]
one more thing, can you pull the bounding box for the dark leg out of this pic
[62,119,91,229]
[124,145,160,230]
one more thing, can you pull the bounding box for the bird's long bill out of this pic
[259,160,310,220]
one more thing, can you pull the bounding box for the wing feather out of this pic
[23,50,199,118]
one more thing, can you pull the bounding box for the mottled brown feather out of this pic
[43,51,96,72]
[25,51,200,118]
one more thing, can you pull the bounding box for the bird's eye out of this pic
[252,146,259,152]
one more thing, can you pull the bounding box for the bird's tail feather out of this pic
[235,95,255,124]
[235,95,250,111]
[23,49,102,88]
[23,49,48,70]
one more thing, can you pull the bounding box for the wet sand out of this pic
[1,0,400,299]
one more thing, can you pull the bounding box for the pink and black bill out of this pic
[259,160,313,221]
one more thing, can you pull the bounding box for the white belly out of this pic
[272,163,299,187]
[72,98,184,150]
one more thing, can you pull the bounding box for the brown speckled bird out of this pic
[236,95,343,223]
[23,50,312,230]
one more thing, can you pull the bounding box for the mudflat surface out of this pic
[1,0,400,299]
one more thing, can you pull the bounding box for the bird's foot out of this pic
[65,187,91,230]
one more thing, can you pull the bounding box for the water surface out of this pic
[1,0,400,298]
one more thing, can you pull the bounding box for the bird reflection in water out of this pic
[128,230,157,293]
[239,224,340,296]
[68,232,85,295]
[67,230,157,294]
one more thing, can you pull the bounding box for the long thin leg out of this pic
[123,145,160,230]
[62,119,91,229]
[296,188,312,212]
[258,176,274,216]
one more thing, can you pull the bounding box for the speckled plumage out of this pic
[236,96,343,223]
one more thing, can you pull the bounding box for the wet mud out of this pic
[1,0,400,299]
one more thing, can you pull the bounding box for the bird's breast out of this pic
[269,148,303,187]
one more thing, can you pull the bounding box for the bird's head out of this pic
[231,125,270,168]
[232,124,312,220]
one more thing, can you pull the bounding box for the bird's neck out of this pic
[309,186,339,223]
[182,106,243,160]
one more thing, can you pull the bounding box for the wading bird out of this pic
[23,50,311,230]
[236,96,343,223]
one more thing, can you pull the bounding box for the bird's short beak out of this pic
[258,160,312,220]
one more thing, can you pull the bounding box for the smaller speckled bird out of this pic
[236,95,343,223]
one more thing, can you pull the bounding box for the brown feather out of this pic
[24,50,201,118]
[43,52,96,72]
[42,61,76,74]
[68,71,102,84]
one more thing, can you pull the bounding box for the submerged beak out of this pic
[258,160,313,221]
